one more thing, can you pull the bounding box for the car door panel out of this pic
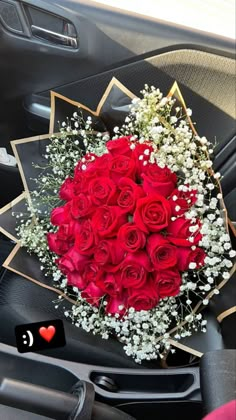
[0,0,235,104]
[25,49,235,139]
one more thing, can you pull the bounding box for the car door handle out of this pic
[31,25,78,48]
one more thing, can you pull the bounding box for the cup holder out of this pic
[90,367,200,402]
[91,371,194,394]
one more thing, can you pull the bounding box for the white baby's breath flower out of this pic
[170,116,177,124]
[189,262,197,269]
[203,299,209,305]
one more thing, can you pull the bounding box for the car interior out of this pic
[0,0,236,419]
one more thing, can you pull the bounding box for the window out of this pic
[93,0,235,39]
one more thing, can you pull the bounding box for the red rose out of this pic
[56,248,89,289]
[92,206,127,238]
[106,136,132,157]
[94,239,125,266]
[57,220,80,241]
[74,152,97,174]
[70,194,94,219]
[75,219,96,256]
[127,280,159,311]
[134,194,171,233]
[88,177,117,206]
[96,272,122,297]
[167,217,202,247]
[132,142,154,176]
[47,232,71,255]
[154,269,182,298]
[118,223,146,253]
[117,177,144,212]
[56,247,88,274]
[109,155,136,183]
[59,177,75,201]
[74,154,109,192]
[177,247,206,271]
[47,220,80,255]
[119,252,151,288]
[92,153,110,171]
[50,203,71,226]
[73,173,88,195]
[83,261,102,285]
[81,282,104,307]
[67,271,88,290]
[147,234,177,269]
[169,188,197,216]
[105,293,127,316]
[84,154,110,181]
[141,163,177,197]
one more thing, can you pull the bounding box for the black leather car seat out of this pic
[0,268,143,368]
[200,350,236,415]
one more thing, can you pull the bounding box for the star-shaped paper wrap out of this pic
[1,78,235,363]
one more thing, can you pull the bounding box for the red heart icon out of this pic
[39,326,56,342]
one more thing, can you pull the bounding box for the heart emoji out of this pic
[39,326,56,342]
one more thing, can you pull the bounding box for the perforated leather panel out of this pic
[44,49,235,145]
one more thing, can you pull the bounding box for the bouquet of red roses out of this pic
[48,135,205,318]
[7,83,234,363]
